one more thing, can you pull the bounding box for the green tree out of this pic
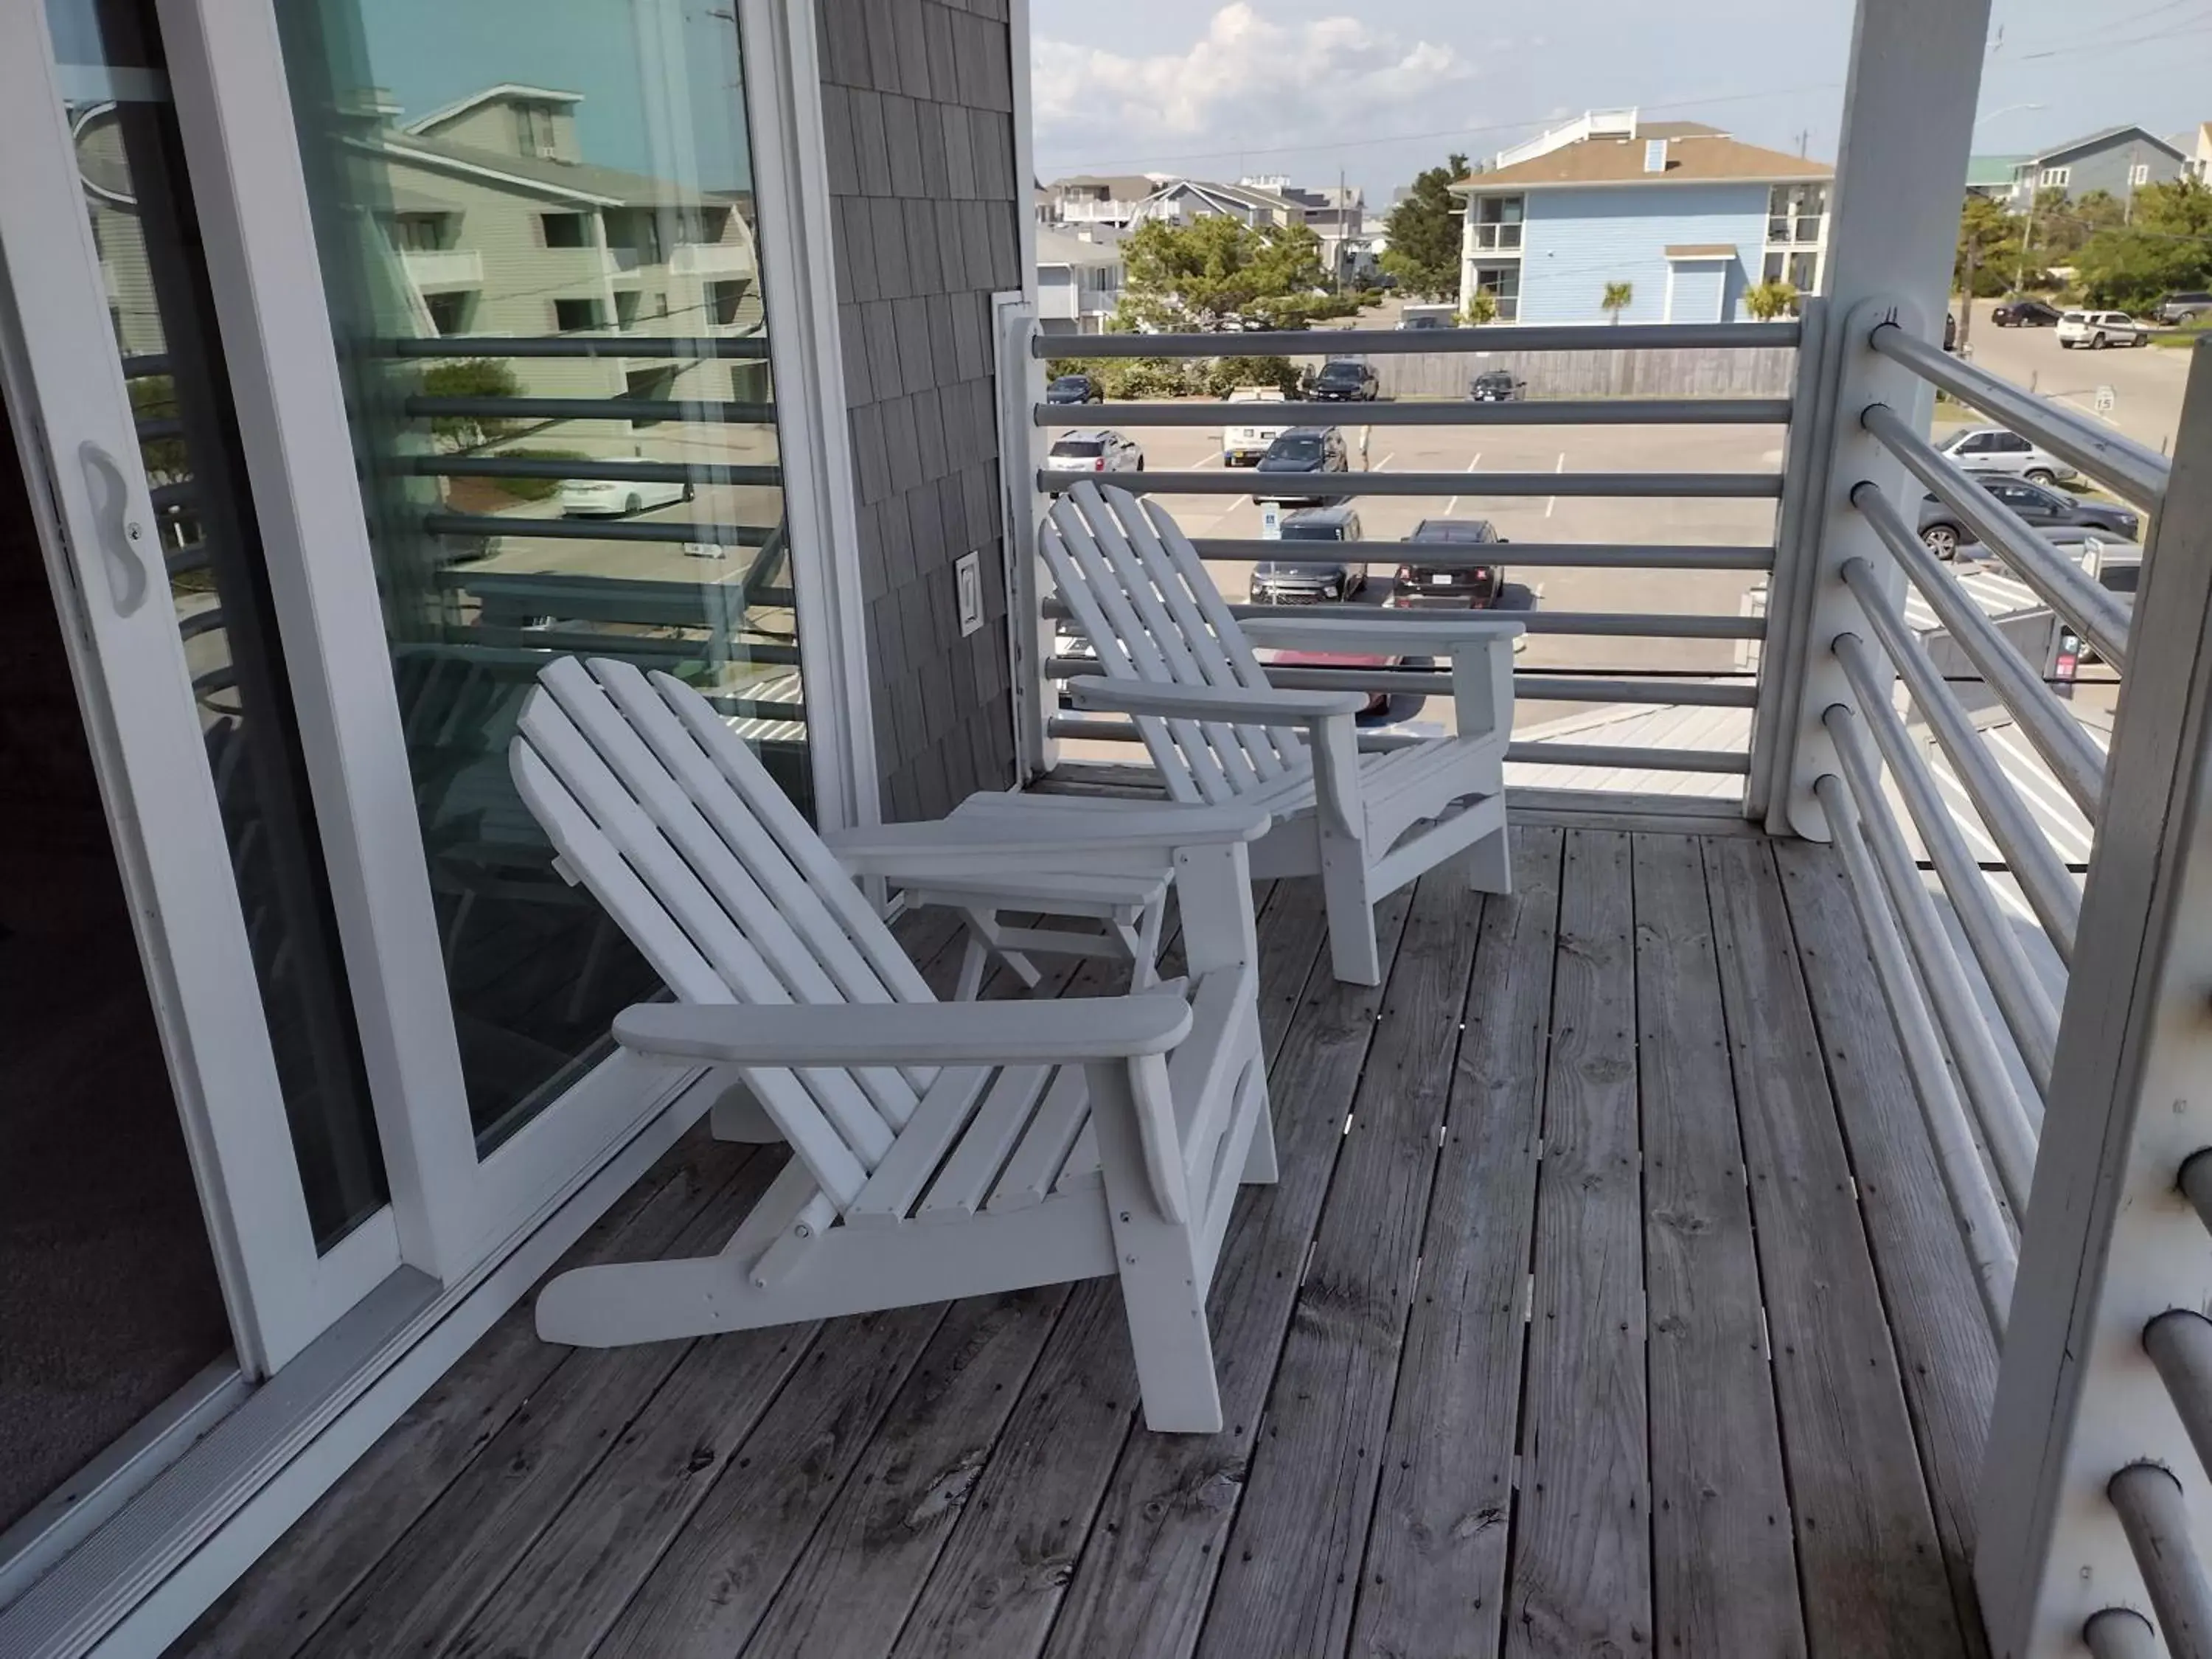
[2071,178,2212,310]
[1110,215,1330,333]
[421,358,522,452]
[1601,280,1635,323]
[1742,279,1799,321]
[1377,153,1468,301]
[1955,194,2025,297]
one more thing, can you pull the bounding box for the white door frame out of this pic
[145,0,874,1286]
[0,10,400,1376]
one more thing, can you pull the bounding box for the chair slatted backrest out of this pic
[511,656,933,1211]
[1042,483,1305,804]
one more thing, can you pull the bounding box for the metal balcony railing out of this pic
[1004,314,1806,790]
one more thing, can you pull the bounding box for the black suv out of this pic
[1045,372,1102,404]
[1391,517,1506,608]
[1250,506,1366,603]
[1916,474,2142,559]
[1470,369,1524,402]
[1251,427,1352,507]
[1306,359,1380,402]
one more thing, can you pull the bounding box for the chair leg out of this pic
[1319,841,1382,986]
[1462,823,1513,895]
[1240,1061,1279,1185]
[954,932,990,1001]
[1088,1060,1225,1433]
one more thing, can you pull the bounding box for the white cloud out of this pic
[1033,4,1472,174]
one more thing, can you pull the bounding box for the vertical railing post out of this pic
[1759,0,1992,840]
[1978,343,2212,1658]
[992,293,1054,779]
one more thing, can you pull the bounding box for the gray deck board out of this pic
[1634,834,1805,1658]
[1197,866,1487,1659]
[1775,841,2000,1659]
[1349,827,1562,1659]
[165,832,1992,1659]
[1704,838,1968,1659]
[1507,830,1652,1659]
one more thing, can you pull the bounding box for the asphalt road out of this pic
[1955,297,2189,456]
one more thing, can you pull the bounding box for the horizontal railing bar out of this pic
[1041,594,1761,639]
[457,626,802,664]
[1823,712,2042,1211]
[409,456,783,487]
[1814,767,2017,1329]
[149,481,195,512]
[1043,713,1750,773]
[1868,317,2170,509]
[136,417,182,441]
[1850,482,2106,816]
[165,543,210,577]
[1840,557,2081,964]
[1187,539,1775,571]
[422,512,776,547]
[177,607,226,641]
[1044,656,1756,706]
[1035,321,1802,358]
[1833,631,2061,1096]
[120,354,170,379]
[2183,1148,2212,1239]
[2145,1310,2212,1495]
[1041,468,1782,499]
[2107,1463,2212,1659]
[1863,403,2132,668]
[1034,397,1794,428]
[387,334,773,361]
[699,695,807,723]
[406,395,775,425]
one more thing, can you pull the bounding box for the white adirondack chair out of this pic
[1031,480,1525,985]
[509,655,1276,1432]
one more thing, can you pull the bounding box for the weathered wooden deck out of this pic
[172,825,1998,1659]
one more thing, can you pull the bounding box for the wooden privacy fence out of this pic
[1358,344,1800,401]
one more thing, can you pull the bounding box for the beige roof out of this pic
[1458,126,1831,191]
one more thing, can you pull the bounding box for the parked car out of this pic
[1265,644,1432,727]
[1045,372,1102,404]
[2157,291,2212,325]
[1992,298,2061,327]
[1046,429,1144,479]
[1221,386,1290,466]
[2057,310,2149,349]
[560,473,692,517]
[1916,474,2141,559]
[1305,359,1380,402]
[1469,369,1525,402]
[1249,505,1366,603]
[1936,425,2076,486]
[1389,517,1506,608]
[1251,426,1352,507]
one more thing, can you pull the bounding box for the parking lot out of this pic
[1043,407,1787,762]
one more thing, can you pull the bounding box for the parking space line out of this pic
[1444,451,1482,516]
[1545,450,1565,518]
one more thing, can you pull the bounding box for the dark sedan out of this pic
[1992,298,2061,327]
[1470,369,1525,402]
[1045,373,1102,404]
[1251,427,1352,507]
[1306,359,1380,402]
[1389,517,1506,608]
[1916,474,2142,559]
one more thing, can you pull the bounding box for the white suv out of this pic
[1935,425,2076,487]
[2057,309,2148,349]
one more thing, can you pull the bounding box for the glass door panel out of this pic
[271,0,810,1150]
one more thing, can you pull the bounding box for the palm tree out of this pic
[1601,281,1634,324]
[1742,279,1799,321]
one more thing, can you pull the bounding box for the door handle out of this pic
[79,439,150,616]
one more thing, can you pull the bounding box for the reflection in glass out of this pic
[275,0,808,1147]
[51,0,387,1245]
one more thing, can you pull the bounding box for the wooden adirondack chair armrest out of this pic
[824,801,1269,879]
[1238,614,1526,658]
[1066,676,1367,726]
[611,992,1194,1068]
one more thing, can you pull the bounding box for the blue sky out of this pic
[343,0,754,189]
[1029,0,2212,199]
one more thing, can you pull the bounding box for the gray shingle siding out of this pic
[819,0,1020,821]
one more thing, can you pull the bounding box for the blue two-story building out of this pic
[1453,110,1832,325]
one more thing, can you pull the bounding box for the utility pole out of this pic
[1959,237,1978,352]
[2017,175,2039,291]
